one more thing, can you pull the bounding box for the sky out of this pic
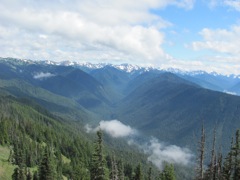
[0,0,240,74]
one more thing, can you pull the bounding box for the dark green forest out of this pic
[195,126,240,180]
[0,95,177,179]
[1,93,240,180]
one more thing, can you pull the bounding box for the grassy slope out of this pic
[0,145,15,179]
[0,146,69,180]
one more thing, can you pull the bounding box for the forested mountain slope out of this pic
[0,94,165,179]
[1,58,240,153]
[116,73,240,151]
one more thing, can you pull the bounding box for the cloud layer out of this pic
[0,0,194,65]
[1,0,240,74]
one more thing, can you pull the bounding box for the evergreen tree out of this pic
[195,125,205,180]
[38,147,56,180]
[117,160,124,180]
[159,164,176,180]
[110,154,118,180]
[204,128,216,180]
[12,166,26,180]
[233,130,240,180]
[216,151,223,179]
[147,166,152,180]
[33,171,38,180]
[223,138,234,180]
[26,168,33,180]
[8,148,14,164]
[90,130,107,180]
[12,167,20,180]
[124,163,133,180]
[133,163,143,180]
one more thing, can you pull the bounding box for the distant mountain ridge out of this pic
[2,57,240,76]
[2,57,240,94]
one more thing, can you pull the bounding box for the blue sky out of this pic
[0,0,240,74]
[160,1,240,60]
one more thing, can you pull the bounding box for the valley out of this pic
[1,57,240,179]
[1,58,240,150]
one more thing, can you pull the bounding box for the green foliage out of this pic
[90,131,107,180]
[0,87,160,179]
[38,147,57,180]
[12,166,26,180]
[147,166,152,180]
[159,164,176,180]
[133,163,143,180]
[195,128,240,180]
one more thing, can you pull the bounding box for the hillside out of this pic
[1,58,240,151]
[0,94,164,179]
[116,73,240,151]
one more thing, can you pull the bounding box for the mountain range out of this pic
[1,57,240,154]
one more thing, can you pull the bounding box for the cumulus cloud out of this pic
[85,120,136,138]
[188,25,240,74]
[33,72,55,79]
[192,26,240,55]
[0,0,194,64]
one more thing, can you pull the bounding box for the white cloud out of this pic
[224,0,240,11]
[192,26,240,55]
[85,120,193,169]
[204,0,240,10]
[145,138,193,169]
[188,25,240,74]
[85,120,136,138]
[158,57,240,75]
[224,90,237,95]
[0,0,194,64]
[33,72,55,79]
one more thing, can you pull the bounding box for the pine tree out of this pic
[26,168,33,180]
[222,137,234,180]
[233,130,240,180]
[195,125,205,180]
[12,167,20,180]
[33,171,38,180]
[90,130,107,180]
[216,151,223,179]
[12,166,26,180]
[124,163,133,180]
[159,164,176,180]
[204,128,216,180]
[38,147,56,180]
[8,148,14,164]
[147,166,152,180]
[110,154,118,180]
[133,163,143,180]
[117,160,124,180]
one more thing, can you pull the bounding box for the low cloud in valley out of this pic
[85,120,193,169]
[85,120,136,138]
[33,72,55,79]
